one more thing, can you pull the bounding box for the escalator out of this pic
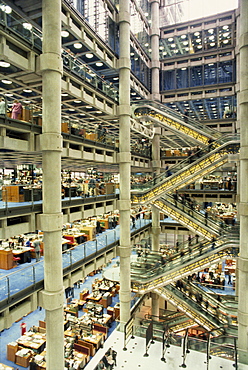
[132,134,239,205]
[131,235,239,294]
[154,285,221,332]
[141,312,196,334]
[132,100,222,145]
[152,193,223,240]
[159,282,237,334]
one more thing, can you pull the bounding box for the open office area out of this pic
[0,0,247,369]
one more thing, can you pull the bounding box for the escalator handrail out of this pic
[131,134,240,198]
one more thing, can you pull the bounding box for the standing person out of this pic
[20,321,26,335]
[0,97,6,115]
[33,237,41,262]
[11,100,22,120]
[131,215,136,229]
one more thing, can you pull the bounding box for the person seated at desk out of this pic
[29,357,38,370]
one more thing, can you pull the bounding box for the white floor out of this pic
[84,329,248,370]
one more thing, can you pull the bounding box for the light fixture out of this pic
[181,35,187,39]
[4,93,13,97]
[131,92,136,96]
[196,39,201,43]
[1,79,12,84]
[144,12,149,16]
[96,111,102,113]
[89,117,94,120]
[85,53,94,59]
[23,100,31,103]
[171,43,175,48]
[194,32,200,36]
[61,93,68,96]
[74,100,81,103]
[223,40,229,44]
[74,42,82,49]
[79,113,85,116]
[181,67,187,70]
[209,35,215,40]
[145,43,149,47]
[113,77,119,80]
[159,46,164,50]
[68,108,75,111]
[23,23,32,30]
[223,25,229,30]
[86,105,92,109]
[185,47,189,51]
[223,32,230,37]
[61,30,69,37]
[23,89,32,93]
[0,5,12,14]
[208,29,214,34]
[130,52,134,56]
[168,38,173,42]
[96,62,103,67]
[210,43,215,47]
[197,45,202,49]
[0,61,10,68]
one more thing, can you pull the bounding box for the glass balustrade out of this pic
[132,134,239,204]
[132,100,223,141]
[0,218,151,304]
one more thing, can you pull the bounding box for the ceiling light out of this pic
[181,35,187,39]
[209,35,215,40]
[23,23,32,30]
[23,100,31,103]
[171,44,175,48]
[0,61,10,68]
[68,108,75,111]
[144,12,149,16]
[208,29,214,34]
[185,47,189,51]
[210,43,215,47]
[181,67,187,70]
[136,97,141,99]
[86,105,92,109]
[74,42,82,49]
[223,32,230,37]
[197,45,202,49]
[130,53,134,56]
[196,39,201,43]
[1,79,12,84]
[79,113,85,116]
[223,40,229,44]
[168,38,174,42]
[61,30,69,37]
[159,46,164,50]
[145,43,149,47]
[223,25,229,30]
[61,93,68,96]
[96,111,102,113]
[89,117,94,120]
[113,77,119,80]
[163,51,167,55]
[0,5,12,14]
[194,32,200,36]
[85,53,94,59]
[23,89,32,93]
[5,93,13,97]
[96,62,103,67]
[131,92,136,95]
[74,100,81,103]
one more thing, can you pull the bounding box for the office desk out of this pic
[16,332,46,353]
[13,247,33,264]
[85,292,102,302]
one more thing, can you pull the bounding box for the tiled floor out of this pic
[84,329,248,370]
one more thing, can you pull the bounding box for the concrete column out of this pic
[118,0,131,325]
[151,292,160,319]
[238,0,248,364]
[38,1,64,369]
[150,0,160,102]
